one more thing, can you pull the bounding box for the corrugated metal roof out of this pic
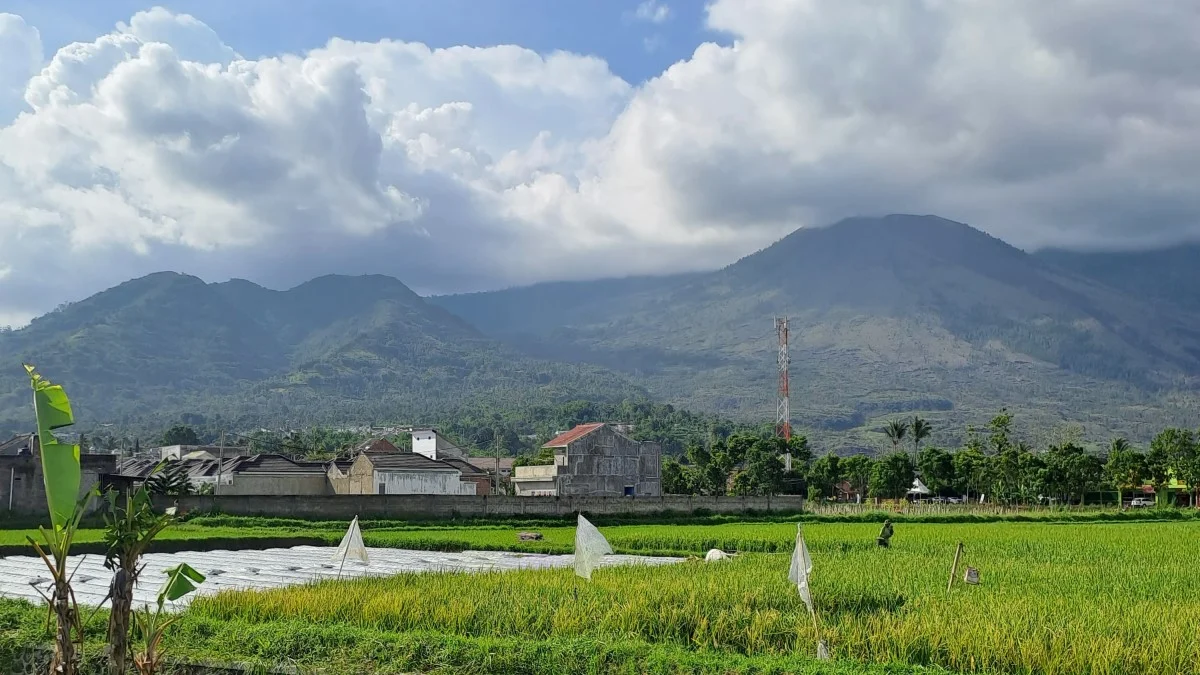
[114,454,326,478]
[542,423,605,448]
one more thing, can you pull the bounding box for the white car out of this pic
[1129,497,1154,508]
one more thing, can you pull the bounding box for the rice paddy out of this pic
[1,518,1196,673]
[184,520,1199,674]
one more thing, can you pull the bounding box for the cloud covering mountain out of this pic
[4,0,1200,326]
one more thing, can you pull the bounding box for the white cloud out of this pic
[635,1,671,24]
[2,1,1200,322]
[0,13,42,122]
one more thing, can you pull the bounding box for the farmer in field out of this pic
[877,519,894,548]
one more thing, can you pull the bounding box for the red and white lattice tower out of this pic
[775,316,792,471]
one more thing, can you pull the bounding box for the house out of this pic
[510,423,661,497]
[157,445,228,461]
[469,457,516,478]
[469,457,516,492]
[411,428,467,460]
[1142,474,1193,507]
[351,438,404,455]
[834,480,862,503]
[439,457,492,495]
[2,436,116,514]
[329,445,479,495]
[115,454,331,495]
[0,434,36,456]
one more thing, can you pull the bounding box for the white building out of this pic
[410,429,467,461]
[328,445,477,495]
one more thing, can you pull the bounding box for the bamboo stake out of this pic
[947,542,964,594]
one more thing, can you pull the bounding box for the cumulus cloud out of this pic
[2,1,1200,322]
[0,13,41,122]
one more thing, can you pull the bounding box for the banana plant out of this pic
[102,485,175,675]
[132,563,205,675]
[23,365,90,675]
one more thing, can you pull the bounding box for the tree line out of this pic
[662,411,1200,505]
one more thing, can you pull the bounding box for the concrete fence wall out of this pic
[161,494,807,519]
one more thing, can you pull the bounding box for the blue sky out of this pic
[6,0,718,84]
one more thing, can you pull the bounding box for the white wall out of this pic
[513,479,558,496]
[411,430,465,460]
[411,431,438,460]
[374,469,476,495]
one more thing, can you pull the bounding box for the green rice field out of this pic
[176,520,1198,674]
[1,518,1197,673]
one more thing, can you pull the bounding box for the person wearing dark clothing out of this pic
[877,519,894,547]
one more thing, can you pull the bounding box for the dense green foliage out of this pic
[662,411,1200,506]
[83,398,758,464]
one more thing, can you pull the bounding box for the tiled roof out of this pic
[236,454,327,475]
[467,457,516,472]
[367,452,459,471]
[542,423,605,448]
[440,458,487,476]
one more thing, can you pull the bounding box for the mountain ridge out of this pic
[0,272,647,435]
[3,214,1199,449]
[433,214,1200,446]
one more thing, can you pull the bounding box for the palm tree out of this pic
[911,416,933,456]
[884,419,909,453]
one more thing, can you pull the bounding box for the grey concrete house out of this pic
[511,423,661,497]
[2,434,116,514]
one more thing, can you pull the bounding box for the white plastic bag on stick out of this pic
[574,514,613,580]
[332,515,369,565]
[787,523,814,613]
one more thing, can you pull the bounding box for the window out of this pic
[624,485,635,497]
[378,483,386,494]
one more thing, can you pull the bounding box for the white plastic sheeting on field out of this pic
[0,546,681,611]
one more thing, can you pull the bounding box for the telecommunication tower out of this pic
[775,316,792,471]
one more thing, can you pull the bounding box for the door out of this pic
[378,483,386,494]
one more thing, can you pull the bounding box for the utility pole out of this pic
[494,441,501,495]
[215,431,225,496]
[775,316,792,471]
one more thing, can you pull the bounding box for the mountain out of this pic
[435,215,1200,448]
[1036,244,1200,313]
[5,214,1199,450]
[0,273,646,435]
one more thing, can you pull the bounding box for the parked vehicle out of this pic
[1129,497,1154,508]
